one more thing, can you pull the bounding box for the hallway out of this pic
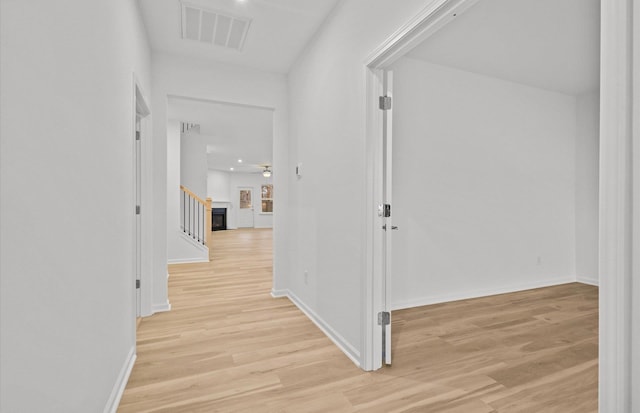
[119,228,362,412]
[119,229,597,412]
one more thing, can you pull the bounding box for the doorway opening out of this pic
[166,96,275,265]
[364,2,602,403]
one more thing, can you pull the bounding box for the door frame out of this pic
[363,1,639,410]
[363,0,481,373]
[133,75,150,322]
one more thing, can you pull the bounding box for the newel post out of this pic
[205,198,213,257]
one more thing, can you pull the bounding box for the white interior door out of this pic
[237,188,254,228]
[382,69,394,365]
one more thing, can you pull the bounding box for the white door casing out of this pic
[133,78,150,320]
[381,69,394,366]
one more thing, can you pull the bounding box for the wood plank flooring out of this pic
[119,228,598,412]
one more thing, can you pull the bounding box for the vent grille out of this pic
[181,3,251,51]
[181,122,200,134]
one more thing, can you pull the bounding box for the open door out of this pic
[381,69,394,365]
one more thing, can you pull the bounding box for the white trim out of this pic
[632,0,640,406]
[274,289,361,367]
[391,278,576,311]
[169,231,209,264]
[363,72,380,372]
[178,229,210,252]
[103,347,136,413]
[132,73,153,319]
[167,257,209,264]
[270,288,288,298]
[152,300,172,313]
[365,0,481,69]
[132,74,151,321]
[576,276,599,287]
[363,67,386,371]
[167,94,275,112]
[599,0,634,410]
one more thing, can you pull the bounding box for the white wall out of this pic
[152,52,289,295]
[575,91,600,285]
[0,0,151,411]
[389,58,578,309]
[287,0,434,365]
[166,122,208,264]
[180,132,207,199]
[208,170,231,202]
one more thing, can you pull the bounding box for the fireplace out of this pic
[211,208,227,231]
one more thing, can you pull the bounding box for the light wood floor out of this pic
[119,228,598,412]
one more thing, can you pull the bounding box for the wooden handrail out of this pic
[180,185,207,206]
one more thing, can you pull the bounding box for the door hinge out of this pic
[383,204,391,217]
[136,279,141,289]
[378,311,390,326]
[136,205,141,215]
[379,96,392,110]
[136,131,141,141]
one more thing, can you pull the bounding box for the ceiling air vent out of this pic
[181,2,251,51]
[180,122,200,134]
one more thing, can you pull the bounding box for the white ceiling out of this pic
[168,97,273,173]
[138,0,340,74]
[406,0,600,95]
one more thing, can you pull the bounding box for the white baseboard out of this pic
[167,231,209,264]
[104,346,136,413]
[272,289,361,368]
[168,257,209,264]
[576,276,599,286]
[270,289,288,298]
[391,276,576,311]
[152,300,171,314]
[178,231,209,252]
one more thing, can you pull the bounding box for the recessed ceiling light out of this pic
[238,159,243,163]
[230,167,234,171]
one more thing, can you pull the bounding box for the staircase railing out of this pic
[180,185,212,248]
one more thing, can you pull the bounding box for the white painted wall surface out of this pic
[167,124,208,264]
[180,132,208,199]
[152,52,289,294]
[208,170,232,202]
[575,91,600,285]
[389,58,578,309]
[287,0,434,364]
[0,0,151,411]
